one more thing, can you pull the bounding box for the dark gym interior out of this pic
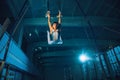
[0,0,120,80]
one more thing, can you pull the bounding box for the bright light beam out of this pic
[79,54,89,62]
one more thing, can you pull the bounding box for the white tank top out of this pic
[51,30,58,41]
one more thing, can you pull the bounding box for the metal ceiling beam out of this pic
[36,54,80,66]
[42,61,80,66]
[29,39,116,46]
[23,17,120,27]
[27,39,117,52]
[40,49,94,58]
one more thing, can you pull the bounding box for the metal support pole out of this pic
[18,25,24,48]
[86,62,89,80]
[98,54,107,79]
[64,67,67,80]
[79,64,84,80]
[93,61,97,80]
[4,64,10,80]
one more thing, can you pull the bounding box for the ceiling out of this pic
[23,0,120,51]
[1,0,120,66]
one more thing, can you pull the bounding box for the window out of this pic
[107,46,120,76]
[100,55,109,77]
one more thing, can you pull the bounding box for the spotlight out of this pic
[29,33,32,37]
[79,54,89,62]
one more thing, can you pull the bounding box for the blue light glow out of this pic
[79,54,89,62]
[29,33,32,37]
